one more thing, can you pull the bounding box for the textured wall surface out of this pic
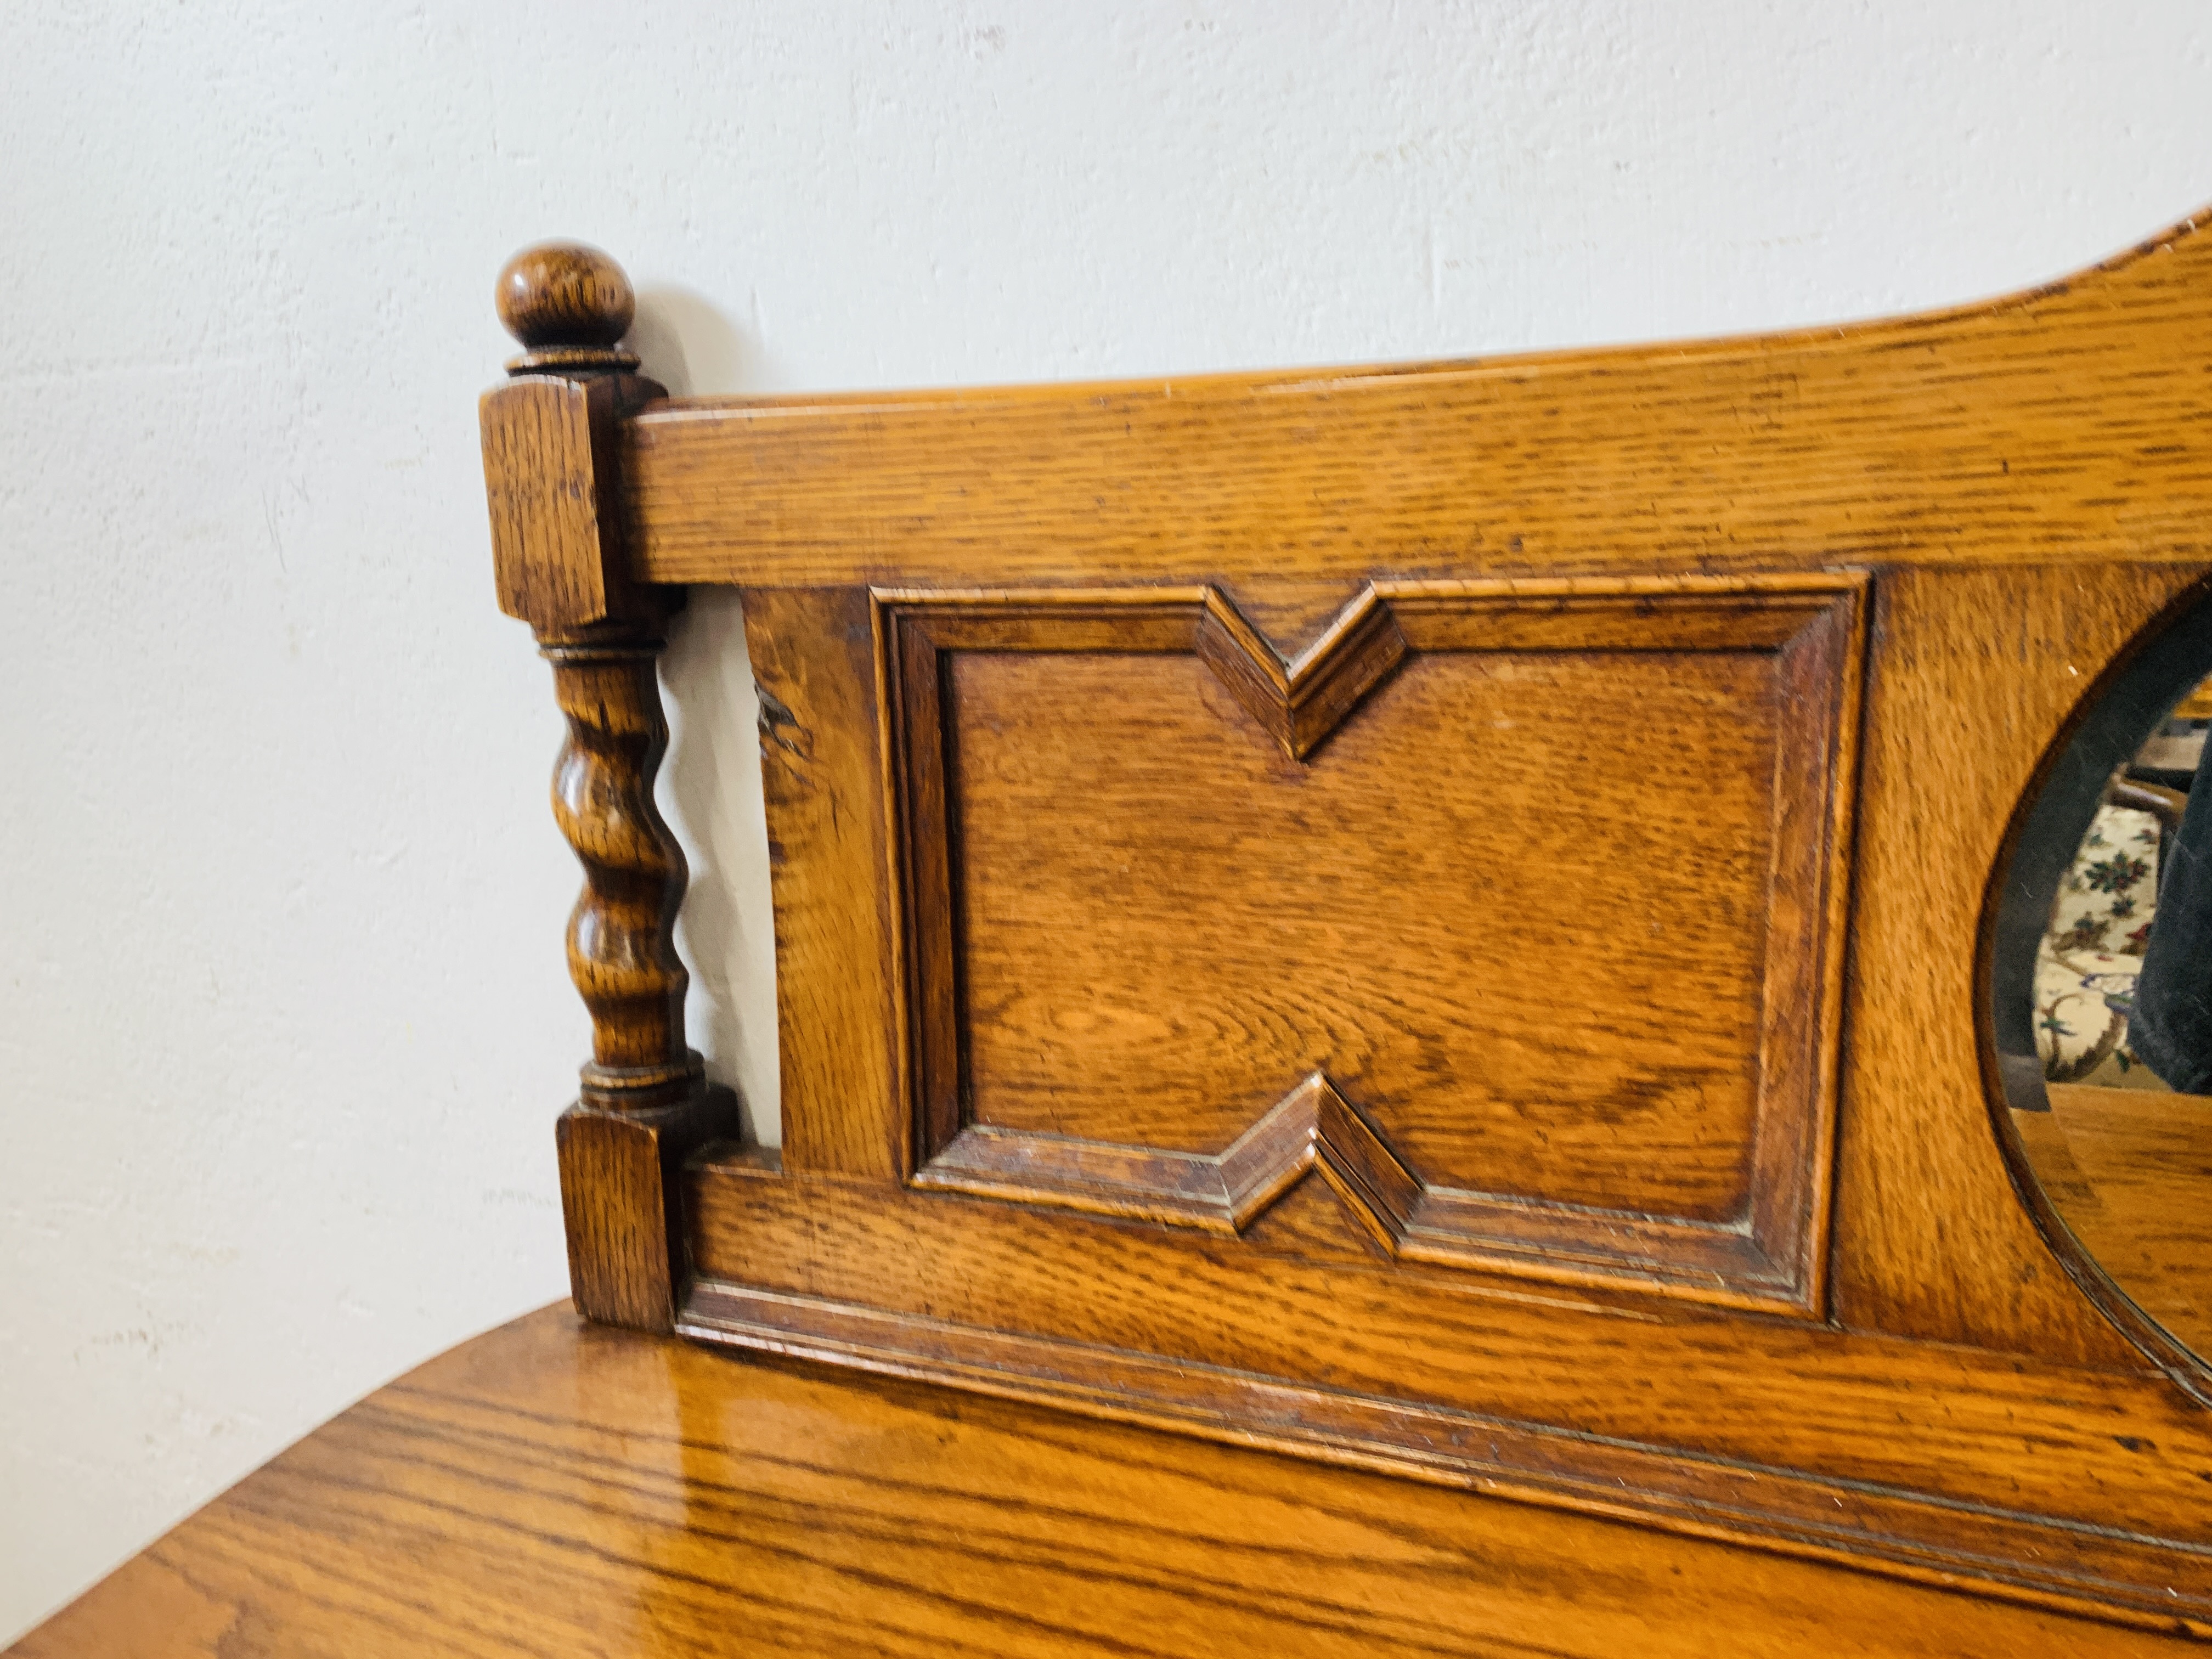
[4,0,2211,1639]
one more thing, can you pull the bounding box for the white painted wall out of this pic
[3,0,2209,1638]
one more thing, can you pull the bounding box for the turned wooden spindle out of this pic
[482,240,735,1330]
[546,640,703,1109]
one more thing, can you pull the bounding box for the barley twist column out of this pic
[482,240,737,1330]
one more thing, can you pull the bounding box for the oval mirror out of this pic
[1991,590,2212,1368]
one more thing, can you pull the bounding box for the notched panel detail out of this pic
[1194,589,1412,760]
[915,1072,1421,1242]
[881,574,1869,1316]
[915,1070,1807,1307]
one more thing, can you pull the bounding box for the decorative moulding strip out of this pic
[677,1279,2212,1638]
[914,1073,1800,1309]
[871,571,1861,760]
[913,1073,1413,1236]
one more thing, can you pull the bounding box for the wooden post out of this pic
[480,241,737,1331]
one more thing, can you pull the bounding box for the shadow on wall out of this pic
[633,288,783,1146]
[630,285,755,398]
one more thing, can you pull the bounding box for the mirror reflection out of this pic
[2003,650,2212,1362]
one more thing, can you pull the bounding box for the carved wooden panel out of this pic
[493,215,2212,1636]
[882,575,1866,1313]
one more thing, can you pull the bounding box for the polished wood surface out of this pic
[548,641,696,1085]
[481,218,2212,1635]
[12,1304,2206,1657]
[494,239,640,374]
[544,636,736,1327]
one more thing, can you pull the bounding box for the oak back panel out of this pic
[482,217,2212,1641]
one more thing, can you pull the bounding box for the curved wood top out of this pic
[10,1304,2202,1656]
[620,208,2212,644]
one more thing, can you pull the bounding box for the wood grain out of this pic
[912,1073,1805,1306]
[954,647,1774,1183]
[482,370,666,635]
[481,241,660,634]
[541,624,737,1328]
[471,216,2212,1637]
[681,1164,2212,1561]
[881,578,1860,1310]
[912,1072,1418,1239]
[495,240,636,361]
[14,1305,2208,1657]
[546,641,697,1087]
[687,558,2211,1624]
[740,586,905,1178]
[682,1277,2212,1632]
[623,217,2212,626]
[555,1086,735,1330]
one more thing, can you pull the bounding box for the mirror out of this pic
[1993,595,2212,1364]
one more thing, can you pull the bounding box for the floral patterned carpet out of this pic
[2035,803,2170,1090]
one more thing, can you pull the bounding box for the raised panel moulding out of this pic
[881,573,1868,1316]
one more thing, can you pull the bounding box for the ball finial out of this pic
[495,241,638,373]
